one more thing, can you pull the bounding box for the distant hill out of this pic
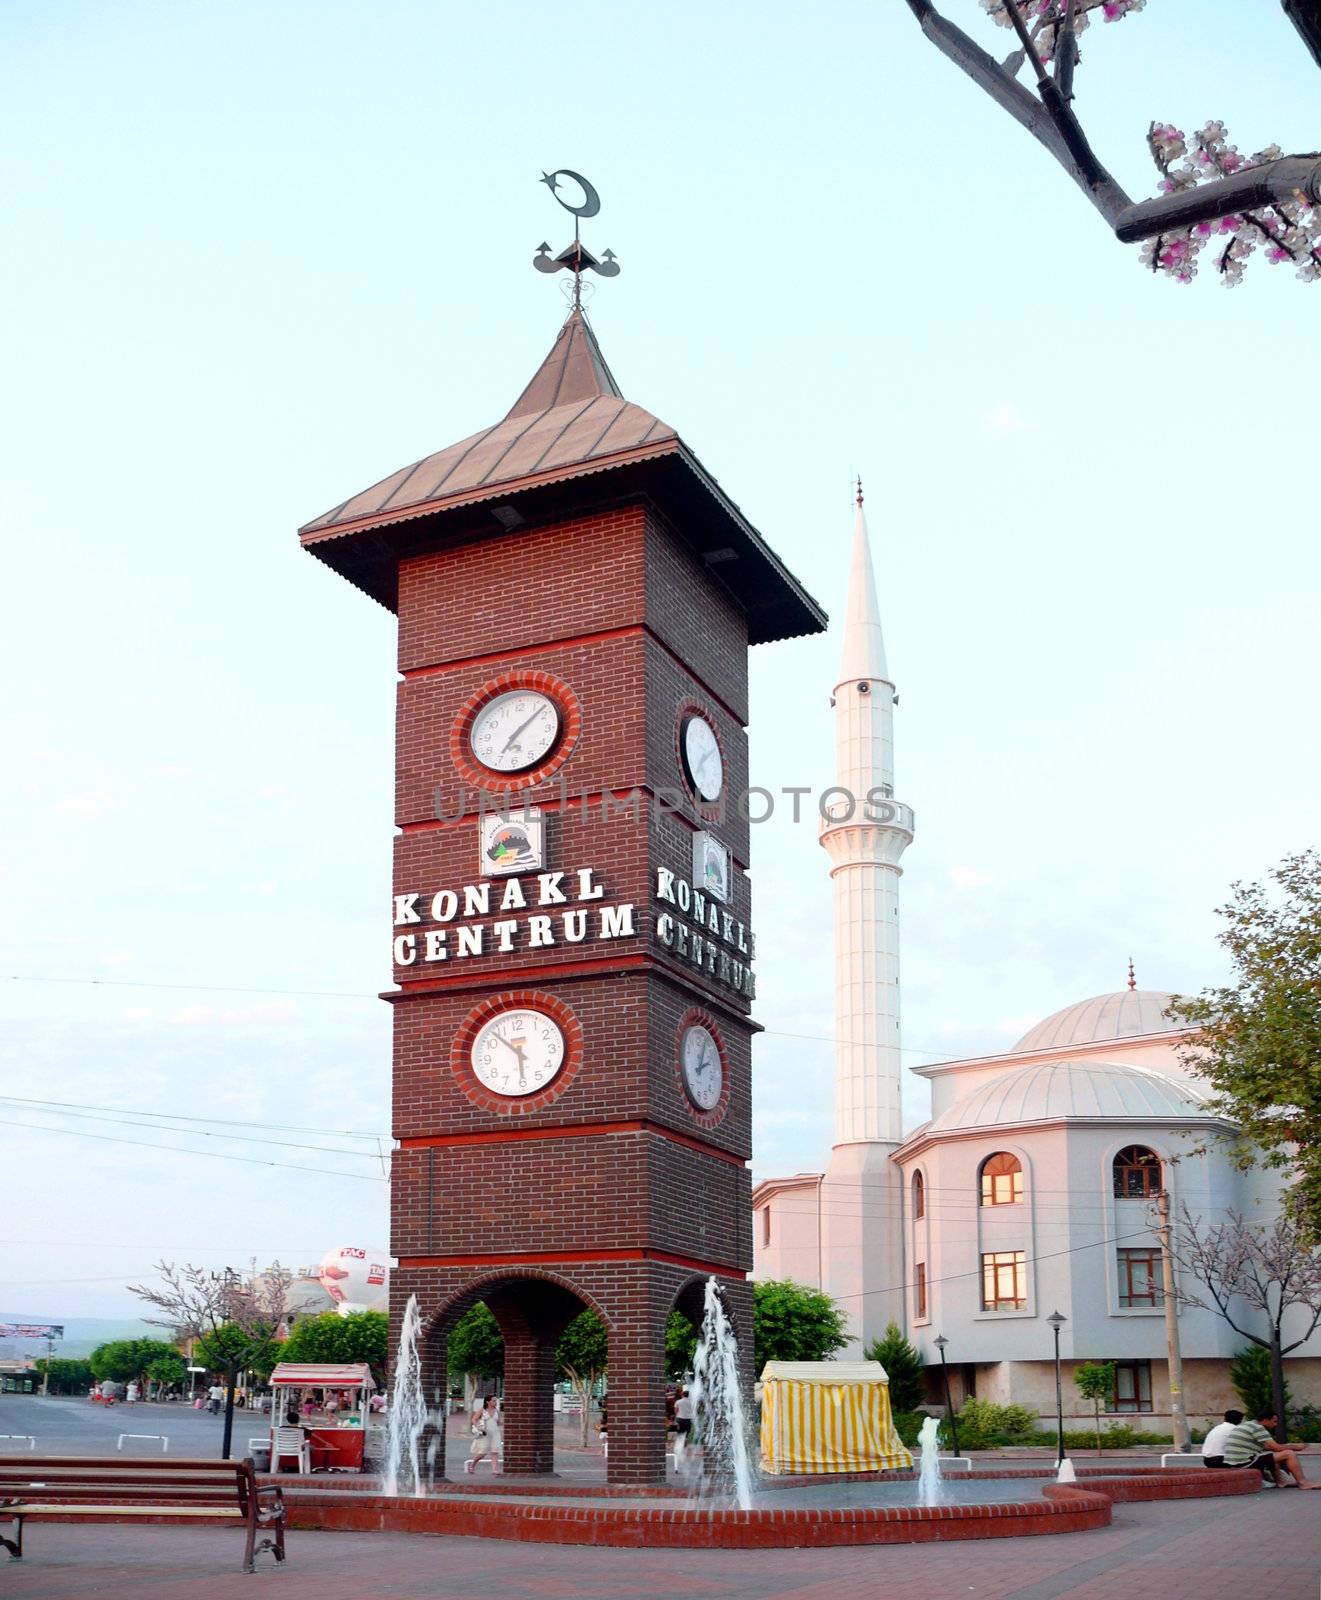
[0,1314,159,1360]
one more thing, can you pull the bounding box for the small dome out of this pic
[1014,990,1183,1053]
[927,1059,1210,1135]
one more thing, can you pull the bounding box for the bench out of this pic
[0,1456,286,1573]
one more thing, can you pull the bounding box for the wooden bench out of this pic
[0,1456,286,1573]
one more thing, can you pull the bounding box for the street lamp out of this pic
[932,1335,959,1458]
[1046,1311,1067,1467]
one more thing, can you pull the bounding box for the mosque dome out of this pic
[1013,989,1184,1053]
[926,1059,1211,1135]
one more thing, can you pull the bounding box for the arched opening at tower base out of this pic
[394,1265,754,1488]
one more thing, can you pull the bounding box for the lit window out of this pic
[1112,1361,1153,1413]
[916,1262,928,1319]
[1117,1247,1163,1308]
[979,1152,1024,1207]
[913,1171,925,1220]
[1113,1146,1162,1199]
[980,1250,1027,1311]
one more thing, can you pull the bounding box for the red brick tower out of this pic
[299,307,824,1484]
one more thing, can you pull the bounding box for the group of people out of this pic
[1201,1409,1318,1488]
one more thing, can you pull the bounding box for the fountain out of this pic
[381,1293,428,1498]
[916,1414,943,1505]
[687,1277,755,1510]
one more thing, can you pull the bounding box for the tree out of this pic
[1175,851,1321,1240]
[864,1322,925,1414]
[280,1311,389,1384]
[130,1259,294,1460]
[751,1280,849,1372]
[1230,1343,1291,1420]
[1074,1362,1115,1455]
[89,1338,179,1387]
[146,1352,187,1393]
[34,1358,93,1396]
[556,1310,610,1446]
[904,1,1321,283]
[447,1304,504,1411]
[1175,1204,1321,1442]
[665,1311,699,1380]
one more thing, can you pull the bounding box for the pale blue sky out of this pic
[2,2,1318,1317]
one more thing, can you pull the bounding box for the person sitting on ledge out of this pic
[1222,1411,1320,1488]
[1201,1409,1244,1468]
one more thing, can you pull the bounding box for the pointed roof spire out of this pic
[838,490,889,684]
[503,308,622,420]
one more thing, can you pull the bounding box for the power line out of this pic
[0,1100,385,1159]
[0,1117,387,1182]
[0,1093,389,1142]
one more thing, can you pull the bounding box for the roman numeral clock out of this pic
[298,180,823,1485]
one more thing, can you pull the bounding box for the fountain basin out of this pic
[272,1469,1258,1548]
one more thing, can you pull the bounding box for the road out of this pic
[0,1393,265,1459]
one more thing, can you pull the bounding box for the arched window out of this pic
[979,1151,1023,1207]
[1113,1145,1162,1199]
[912,1170,925,1220]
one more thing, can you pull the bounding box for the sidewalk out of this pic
[3,1483,1317,1600]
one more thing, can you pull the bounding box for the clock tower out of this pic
[300,294,823,1485]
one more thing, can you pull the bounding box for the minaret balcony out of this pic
[819,795,914,869]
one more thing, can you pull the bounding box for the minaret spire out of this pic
[818,483,915,1350]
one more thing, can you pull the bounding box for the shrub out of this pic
[1289,1406,1321,1444]
[1229,1344,1290,1418]
[954,1398,1041,1450]
[892,1410,950,1449]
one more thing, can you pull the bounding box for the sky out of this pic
[2,1,1318,1321]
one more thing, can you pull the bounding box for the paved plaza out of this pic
[1,1490,1317,1600]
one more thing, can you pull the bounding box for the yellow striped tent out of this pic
[759,1361,913,1475]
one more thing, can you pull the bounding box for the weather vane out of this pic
[533,169,620,310]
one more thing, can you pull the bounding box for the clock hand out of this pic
[501,708,548,753]
[493,1032,525,1060]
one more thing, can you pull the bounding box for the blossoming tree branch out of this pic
[905,0,1321,285]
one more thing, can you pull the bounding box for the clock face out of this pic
[682,714,724,802]
[470,691,560,774]
[680,1024,724,1112]
[470,1009,566,1098]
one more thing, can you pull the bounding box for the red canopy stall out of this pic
[268,1362,376,1473]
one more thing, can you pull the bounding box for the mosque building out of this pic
[752,497,1321,1428]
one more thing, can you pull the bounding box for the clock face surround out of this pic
[679,1020,725,1113]
[681,712,724,802]
[470,1007,566,1098]
[469,690,560,774]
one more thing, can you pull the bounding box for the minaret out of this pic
[818,481,914,1352]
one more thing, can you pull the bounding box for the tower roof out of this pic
[837,496,888,684]
[299,310,826,645]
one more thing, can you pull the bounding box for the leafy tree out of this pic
[89,1338,179,1387]
[279,1311,388,1383]
[864,1322,924,1414]
[34,1358,93,1396]
[146,1352,187,1392]
[1175,851,1321,1242]
[752,1280,848,1372]
[447,1303,504,1409]
[1074,1362,1115,1456]
[556,1310,609,1446]
[1230,1343,1291,1420]
[1175,1203,1321,1442]
[194,1320,281,1382]
[665,1311,699,1379]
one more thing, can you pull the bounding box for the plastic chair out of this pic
[270,1426,310,1474]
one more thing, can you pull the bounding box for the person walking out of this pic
[1201,1409,1243,1468]
[125,1381,140,1406]
[1222,1411,1320,1488]
[464,1395,503,1475]
[673,1385,694,1467]
[207,1382,224,1416]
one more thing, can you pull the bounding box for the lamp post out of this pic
[933,1335,959,1457]
[1046,1311,1067,1467]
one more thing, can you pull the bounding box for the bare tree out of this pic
[904,1,1321,283]
[1174,1205,1321,1441]
[130,1260,293,1460]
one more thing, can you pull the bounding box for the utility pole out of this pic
[1155,1190,1190,1453]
